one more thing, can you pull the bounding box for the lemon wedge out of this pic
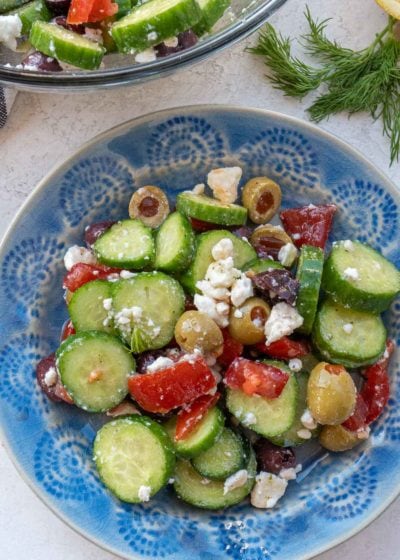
[375,0,400,19]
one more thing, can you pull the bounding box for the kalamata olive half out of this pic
[84,220,115,247]
[45,0,71,15]
[53,15,85,34]
[254,439,296,474]
[36,353,73,404]
[155,29,198,57]
[21,51,62,72]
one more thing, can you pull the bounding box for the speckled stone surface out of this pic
[0,0,399,558]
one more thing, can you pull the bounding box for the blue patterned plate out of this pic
[0,106,399,560]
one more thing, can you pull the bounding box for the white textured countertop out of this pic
[1,0,399,558]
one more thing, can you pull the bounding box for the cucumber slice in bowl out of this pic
[177,192,247,226]
[94,415,175,503]
[68,280,114,333]
[154,211,195,273]
[242,258,284,274]
[192,428,245,480]
[56,331,135,412]
[296,245,324,335]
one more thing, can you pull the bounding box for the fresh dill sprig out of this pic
[251,8,400,165]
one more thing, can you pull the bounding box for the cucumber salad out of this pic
[0,0,229,71]
[36,167,400,510]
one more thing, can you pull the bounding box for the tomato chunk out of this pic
[225,358,289,399]
[280,204,337,249]
[128,356,216,413]
[255,337,310,360]
[342,393,369,432]
[61,320,76,341]
[67,0,117,24]
[175,393,220,441]
[361,363,390,425]
[217,329,244,368]
[63,263,120,292]
[87,0,118,22]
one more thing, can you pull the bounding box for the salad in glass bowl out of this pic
[36,166,400,510]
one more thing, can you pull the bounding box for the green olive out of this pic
[128,185,170,228]
[319,424,363,452]
[174,311,223,356]
[228,297,271,345]
[242,177,282,224]
[307,362,357,425]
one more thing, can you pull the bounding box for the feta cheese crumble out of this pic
[279,467,298,481]
[243,412,257,426]
[207,167,242,204]
[342,322,353,334]
[114,306,143,337]
[103,298,113,311]
[0,15,22,51]
[297,428,312,440]
[264,303,304,345]
[343,267,360,282]
[164,36,179,47]
[250,472,288,508]
[135,48,156,63]
[223,469,248,495]
[230,275,254,307]
[356,426,371,440]
[147,356,175,373]
[138,485,151,502]
[44,366,57,387]
[343,240,354,252]
[278,243,298,267]
[120,270,136,279]
[300,409,317,430]
[211,238,234,261]
[64,245,96,271]
[192,183,205,195]
[288,358,302,372]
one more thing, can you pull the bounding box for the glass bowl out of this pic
[0,0,286,91]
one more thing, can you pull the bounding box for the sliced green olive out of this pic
[319,424,363,452]
[174,311,223,356]
[307,362,357,425]
[128,186,170,228]
[228,297,271,345]
[242,177,282,224]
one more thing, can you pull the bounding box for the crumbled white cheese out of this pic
[207,167,242,204]
[356,426,371,440]
[343,240,354,252]
[230,275,254,307]
[147,31,158,41]
[84,27,103,44]
[264,303,304,345]
[342,322,353,334]
[196,280,230,302]
[147,356,174,373]
[297,428,312,440]
[300,409,317,430]
[193,294,229,327]
[234,308,243,318]
[64,245,96,271]
[192,183,205,195]
[135,48,156,63]
[243,412,257,426]
[343,267,359,281]
[120,270,136,279]
[114,306,143,337]
[206,257,237,288]
[251,472,288,509]
[292,233,301,240]
[223,469,248,495]
[0,15,22,51]
[164,36,179,47]
[279,468,298,481]
[211,238,234,261]
[103,298,113,311]
[278,243,298,267]
[138,485,151,502]
[44,367,57,387]
[288,358,302,372]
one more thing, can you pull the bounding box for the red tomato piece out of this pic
[87,0,118,22]
[61,320,76,341]
[175,393,220,441]
[280,204,337,249]
[217,329,244,368]
[342,393,369,432]
[128,356,216,413]
[255,337,311,360]
[361,364,390,425]
[67,0,95,24]
[190,218,221,232]
[63,263,120,292]
[225,358,289,399]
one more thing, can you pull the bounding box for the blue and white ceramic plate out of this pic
[0,106,399,560]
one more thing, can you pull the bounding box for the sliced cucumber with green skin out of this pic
[242,257,284,274]
[155,212,195,273]
[29,22,105,70]
[180,230,256,294]
[112,272,185,348]
[269,372,319,447]
[177,192,247,226]
[312,299,387,368]
[192,0,230,35]
[164,406,224,458]
[94,415,175,503]
[226,361,298,438]
[173,445,256,509]
[0,0,29,13]
[322,241,400,313]
[56,331,135,412]
[295,245,324,335]
[192,428,245,480]
[68,280,114,334]
[112,0,201,53]
[94,219,155,269]
[9,0,50,35]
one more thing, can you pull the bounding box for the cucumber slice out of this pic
[115,0,132,18]
[269,372,319,447]
[295,245,324,334]
[68,280,114,334]
[9,0,50,35]
[312,299,387,368]
[180,230,256,294]
[192,428,245,480]
[242,257,284,274]
[226,361,298,438]
[94,219,155,269]
[164,406,224,458]
[29,21,105,70]
[177,192,247,226]
[192,0,230,35]
[112,0,201,53]
[0,0,29,13]
[155,211,195,273]
[173,445,256,509]
[94,415,175,503]
[56,331,135,412]
[112,272,185,348]
[322,241,400,313]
